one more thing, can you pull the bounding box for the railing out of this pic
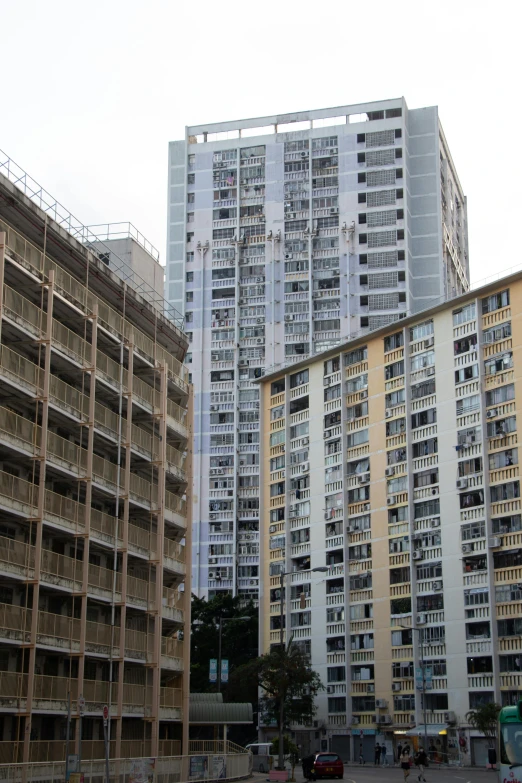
[0,750,252,782]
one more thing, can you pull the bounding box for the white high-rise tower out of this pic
[166,98,469,601]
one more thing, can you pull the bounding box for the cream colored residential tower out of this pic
[260,270,522,765]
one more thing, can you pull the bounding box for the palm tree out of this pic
[466,703,501,747]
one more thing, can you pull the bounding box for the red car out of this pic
[307,752,344,779]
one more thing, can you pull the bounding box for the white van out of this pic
[245,742,291,773]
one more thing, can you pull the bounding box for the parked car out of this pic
[302,752,344,780]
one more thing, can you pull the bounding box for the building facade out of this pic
[166,98,469,600]
[0,164,192,766]
[259,272,521,764]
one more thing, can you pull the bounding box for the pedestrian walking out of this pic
[359,743,365,765]
[381,743,388,766]
[401,748,411,781]
[414,747,428,782]
[397,743,403,764]
[374,744,381,766]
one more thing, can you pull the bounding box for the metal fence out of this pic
[0,750,252,783]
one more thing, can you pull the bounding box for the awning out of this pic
[404,724,448,737]
[189,701,253,725]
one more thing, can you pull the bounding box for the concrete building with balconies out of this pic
[166,97,469,602]
[0,154,192,767]
[259,269,522,766]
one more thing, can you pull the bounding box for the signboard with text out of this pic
[221,659,229,684]
[209,659,217,683]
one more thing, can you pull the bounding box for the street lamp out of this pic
[399,625,428,751]
[218,616,251,693]
[277,566,329,770]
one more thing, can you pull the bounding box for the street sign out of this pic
[415,666,433,690]
[103,705,109,725]
[209,658,217,683]
[221,659,228,684]
[78,694,86,714]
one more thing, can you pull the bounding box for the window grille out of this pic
[367,169,396,187]
[367,210,397,228]
[368,271,398,289]
[366,149,396,167]
[368,293,399,310]
[369,314,400,329]
[368,230,397,248]
[367,189,396,208]
[367,251,398,269]
[366,130,395,148]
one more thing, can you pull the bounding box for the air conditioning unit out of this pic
[289,509,298,518]
[424,337,434,348]
[358,473,370,485]
[286,212,296,219]
[285,315,294,321]
[433,580,443,591]
[416,613,427,625]
[208,557,218,564]
[210,404,218,411]
[385,466,395,477]
[387,496,397,506]
[392,682,401,692]
[409,714,416,724]
[249,579,257,585]
[426,367,435,376]
[444,711,456,724]
[462,543,473,554]
[327,685,334,694]
[324,377,332,386]
[325,511,333,520]
[385,408,392,418]
[323,431,329,439]
[412,550,423,561]
[489,536,502,548]
[366,683,375,693]
[255,277,262,283]
[302,437,309,445]
[376,698,388,708]
[456,477,469,490]
[431,518,441,528]
[239,459,246,466]
[215,468,225,475]
[209,514,216,520]
[256,338,263,344]
[352,716,360,725]
[301,462,310,472]
[360,389,368,399]
[238,298,246,305]
[209,571,216,578]
[212,353,220,361]
[487,409,498,419]
[379,715,393,725]
[238,359,249,367]
[256,318,263,324]
[269,524,276,533]
[330,207,339,214]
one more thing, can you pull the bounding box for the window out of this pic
[486,384,515,406]
[491,482,520,503]
[455,364,479,384]
[185,311,193,323]
[456,394,480,416]
[347,429,369,448]
[384,331,403,352]
[453,302,476,325]
[385,360,404,380]
[492,515,522,535]
[460,490,485,509]
[411,379,436,400]
[412,438,438,458]
[485,352,513,375]
[345,347,367,366]
[487,416,517,438]
[483,322,512,344]
[482,289,509,314]
[411,350,435,372]
[414,468,439,488]
[414,499,440,519]
[410,320,434,342]
[186,291,193,302]
[290,369,309,389]
[411,408,437,429]
[489,449,518,469]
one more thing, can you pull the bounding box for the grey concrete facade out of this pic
[165,98,469,600]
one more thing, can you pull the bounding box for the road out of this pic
[251,766,496,783]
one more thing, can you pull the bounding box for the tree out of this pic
[466,703,501,747]
[271,735,300,779]
[230,640,323,769]
[190,594,258,698]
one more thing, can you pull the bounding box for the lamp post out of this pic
[277,566,329,770]
[400,625,428,751]
[217,615,251,693]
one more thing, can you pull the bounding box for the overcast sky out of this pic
[1,0,518,287]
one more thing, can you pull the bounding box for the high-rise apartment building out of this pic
[0,159,192,767]
[259,270,521,765]
[166,98,469,600]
